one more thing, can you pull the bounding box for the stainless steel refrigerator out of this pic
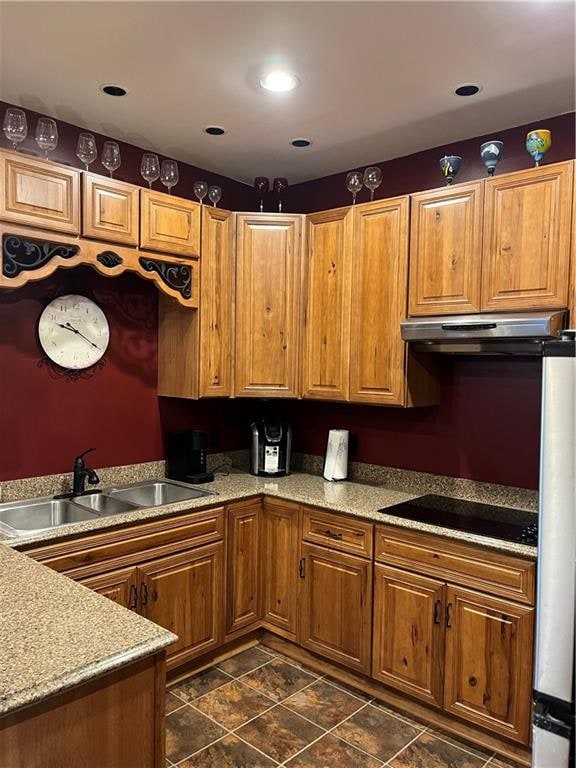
[532,332,576,767]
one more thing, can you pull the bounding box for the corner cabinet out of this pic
[234,213,303,397]
[409,182,483,316]
[140,188,201,258]
[302,207,353,401]
[481,161,573,311]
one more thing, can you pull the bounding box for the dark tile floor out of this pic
[165,643,520,768]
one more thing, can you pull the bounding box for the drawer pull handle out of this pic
[323,529,343,540]
[446,602,453,629]
[129,584,138,610]
[140,583,148,607]
[299,558,306,579]
[433,599,441,625]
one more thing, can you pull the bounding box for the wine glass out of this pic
[345,171,363,204]
[3,108,27,150]
[160,159,179,194]
[101,141,121,177]
[526,129,551,167]
[141,153,160,188]
[363,166,382,201]
[194,180,208,204]
[35,118,58,159]
[273,177,288,212]
[76,132,97,170]
[254,176,269,212]
[208,185,222,207]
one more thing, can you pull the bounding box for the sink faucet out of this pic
[72,449,100,496]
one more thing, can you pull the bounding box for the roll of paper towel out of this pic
[323,429,349,481]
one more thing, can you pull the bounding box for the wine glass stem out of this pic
[260,199,263,212]
[109,171,114,178]
[148,181,152,189]
[370,190,374,201]
[279,200,282,213]
[168,188,172,195]
[213,201,216,207]
[352,194,356,205]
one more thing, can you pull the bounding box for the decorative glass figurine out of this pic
[439,155,462,185]
[480,141,504,176]
[526,129,551,167]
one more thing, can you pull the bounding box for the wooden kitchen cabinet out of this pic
[225,499,261,638]
[372,565,444,708]
[299,542,372,674]
[140,188,201,258]
[443,586,534,744]
[158,207,233,398]
[409,182,483,316]
[235,213,303,397]
[261,497,300,640]
[0,149,80,234]
[138,542,224,669]
[481,161,573,311]
[302,207,353,400]
[80,566,139,610]
[82,173,139,246]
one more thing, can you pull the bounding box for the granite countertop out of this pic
[0,544,176,717]
[6,472,537,558]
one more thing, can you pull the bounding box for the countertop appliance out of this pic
[531,332,575,767]
[166,430,214,484]
[378,494,538,545]
[401,310,566,355]
[250,418,292,477]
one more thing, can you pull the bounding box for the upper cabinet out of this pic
[302,207,353,400]
[158,207,233,398]
[82,173,139,246]
[140,188,200,258]
[481,161,573,311]
[235,213,303,398]
[0,149,80,234]
[409,182,483,316]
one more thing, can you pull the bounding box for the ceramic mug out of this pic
[526,129,551,167]
[480,141,504,175]
[439,155,462,185]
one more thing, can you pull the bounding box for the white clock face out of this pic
[38,294,110,370]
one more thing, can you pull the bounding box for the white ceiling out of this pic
[1,1,574,184]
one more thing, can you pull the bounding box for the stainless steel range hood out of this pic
[401,311,567,355]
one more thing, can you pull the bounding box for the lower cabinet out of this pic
[261,498,300,640]
[372,564,444,708]
[225,499,262,638]
[80,566,139,609]
[443,586,534,744]
[299,542,373,674]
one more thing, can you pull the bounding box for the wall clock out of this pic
[38,294,110,370]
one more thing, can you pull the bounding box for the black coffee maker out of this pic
[166,430,214,484]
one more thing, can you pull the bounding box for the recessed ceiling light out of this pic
[454,83,481,97]
[101,84,127,97]
[259,71,300,93]
[291,138,312,148]
[204,126,227,136]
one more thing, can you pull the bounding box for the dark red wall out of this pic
[0,100,255,212]
[286,112,575,212]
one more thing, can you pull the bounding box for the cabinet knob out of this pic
[469,676,478,687]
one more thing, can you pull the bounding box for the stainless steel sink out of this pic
[72,493,140,516]
[0,498,100,536]
[108,480,215,507]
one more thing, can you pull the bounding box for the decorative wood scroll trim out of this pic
[0,223,199,308]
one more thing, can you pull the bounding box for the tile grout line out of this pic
[421,730,496,763]
[379,726,431,767]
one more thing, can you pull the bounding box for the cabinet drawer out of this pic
[25,506,225,578]
[140,189,200,257]
[375,525,535,604]
[82,173,139,245]
[0,150,80,234]
[303,507,373,558]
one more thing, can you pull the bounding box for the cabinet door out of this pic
[140,188,200,258]
[80,567,139,610]
[481,161,573,311]
[139,543,224,669]
[302,207,353,400]
[0,149,80,234]
[82,173,139,245]
[261,498,300,640]
[409,182,483,315]
[235,214,302,397]
[372,565,444,708]
[443,586,534,744]
[350,197,410,404]
[199,207,234,397]
[299,543,372,674]
[226,500,261,637]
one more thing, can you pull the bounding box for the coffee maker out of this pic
[250,418,292,477]
[166,430,214,484]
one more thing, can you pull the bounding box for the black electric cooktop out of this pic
[379,494,538,546]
